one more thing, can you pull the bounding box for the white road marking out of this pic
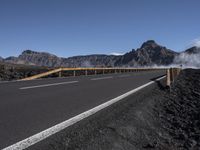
[3,75,166,150]
[91,76,113,81]
[19,81,78,90]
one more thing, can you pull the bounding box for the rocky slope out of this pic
[1,40,199,67]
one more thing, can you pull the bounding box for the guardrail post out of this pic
[170,68,174,83]
[166,68,181,87]
[85,70,88,76]
[59,71,62,78]
[103,69,105,74]
[73,70,76,77]
[166,69,171,87]
[95,70,97,75]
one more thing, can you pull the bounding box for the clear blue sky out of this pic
[0,0,200,58]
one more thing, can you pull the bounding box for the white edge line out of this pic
[19,81,78,90]
[91,76,113,81]
[3,75,166,150]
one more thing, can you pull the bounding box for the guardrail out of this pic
[21,67,166,81]
[21,67,182,87]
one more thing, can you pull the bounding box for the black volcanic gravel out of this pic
[156,69,200,149]
[29,69,200,150]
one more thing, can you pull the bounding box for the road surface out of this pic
[0,70,165,149]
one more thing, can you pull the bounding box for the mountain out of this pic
[13,50,119,67]
[115,40,178,66]
[62,55,119,67]
[5,56,28,65]
[184,46,200,54]
[1,40,198,67]
[18,50,62,66]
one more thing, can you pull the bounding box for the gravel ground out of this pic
[156,69,200,149]
[29,69,200,150]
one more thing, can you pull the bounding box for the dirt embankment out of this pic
[30,69,200,150]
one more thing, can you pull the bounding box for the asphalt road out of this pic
[0,70,165,149]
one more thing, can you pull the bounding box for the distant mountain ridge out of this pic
[1,40,199,67]
[184,46,200,54]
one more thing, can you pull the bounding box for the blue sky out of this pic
[0,0,200,58]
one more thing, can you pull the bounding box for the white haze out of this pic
[173,53,200,68]
[110,52,124,56]
[172,39,200,69]
[148,53,200,69]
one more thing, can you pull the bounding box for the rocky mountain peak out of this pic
[140,40,159,49]
[21,50,57,57]
[22,50,39,55]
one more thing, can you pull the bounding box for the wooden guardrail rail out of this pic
[166,68,181,87]
[21,68,62,81]
[21,67,166,81]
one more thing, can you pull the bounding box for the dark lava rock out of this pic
[0,62,49,81]
[156,69,200,149]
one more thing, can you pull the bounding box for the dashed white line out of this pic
[91,76,113,81]
[4,75,166,150]
[19,81,78,90]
